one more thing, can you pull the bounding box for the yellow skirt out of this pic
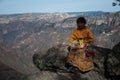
[67,48,94,72]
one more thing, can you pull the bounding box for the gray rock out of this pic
[106,42,120,80]
[33,43,119,80]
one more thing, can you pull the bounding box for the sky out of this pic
[0,0,120,14]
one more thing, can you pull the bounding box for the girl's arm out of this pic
[86,29,94,43]
[70,30,77,43]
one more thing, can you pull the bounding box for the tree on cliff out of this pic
[112,0,120,6]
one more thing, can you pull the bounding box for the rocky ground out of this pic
[0,42,120,80]
[31,42,120,80]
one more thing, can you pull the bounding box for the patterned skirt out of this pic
[67,48,94,72]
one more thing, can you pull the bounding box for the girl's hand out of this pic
[86,43,90,46]
[73,40,79,46]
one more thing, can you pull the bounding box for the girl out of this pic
[67,17,94,72]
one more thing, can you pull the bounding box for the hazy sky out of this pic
[0,0,119,14]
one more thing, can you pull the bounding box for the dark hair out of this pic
[76,17,86,24]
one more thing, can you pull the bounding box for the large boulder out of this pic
[106,42,120,80]
[33,44,68,72]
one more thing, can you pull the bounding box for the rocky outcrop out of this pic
[33,44,68,71]
[0,43,119,80]
[32,42,120,80]
[106,42,120,80]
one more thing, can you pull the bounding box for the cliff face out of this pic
[88,12,120,48]
[0,11,120,50]
[0,43,40,75]
[0,61,24,80]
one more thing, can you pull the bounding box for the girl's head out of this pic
[76,17,86,30]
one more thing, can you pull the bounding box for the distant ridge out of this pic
[0,11,106,17]
[67,11,106,17]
